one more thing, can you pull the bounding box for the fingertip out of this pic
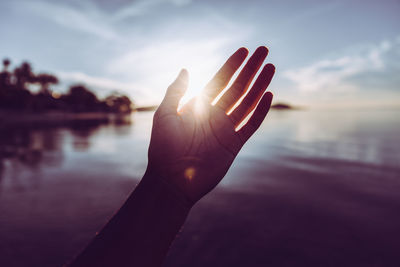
[265,63,275,72]
[233,47,249,61]
[180,68,188,77]
[256,46,269,56]
[261,63,275,76]
[178,68,189,83]
[261,91,273,106]
[237,47,249,55]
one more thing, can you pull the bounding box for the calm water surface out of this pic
[0,109,399,267]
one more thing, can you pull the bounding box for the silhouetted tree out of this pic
[1,58,134,114]
[13,62,35,90]
[62,84,100,112]
[0,61,33,109]
[2,59,10,71]
[0,59,11,90]
[35,73,59,95]
[104,92,134,113]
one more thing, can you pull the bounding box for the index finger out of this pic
[202,47,248,102]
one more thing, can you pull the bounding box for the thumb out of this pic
[159,69,189,114]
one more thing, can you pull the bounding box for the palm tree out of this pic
[2,58,10,71]
[35,73,59,95]
[13,62,35,90]
[104,92,134,113]
[63,84,100,112]
[1,59,11,90]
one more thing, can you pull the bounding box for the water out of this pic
[0,109,399,267]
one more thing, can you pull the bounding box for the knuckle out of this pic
[217,96,231,110]
[232,80,247,93]
[211,75,225,88]
[224,63,236,75]
[247,64,258,73]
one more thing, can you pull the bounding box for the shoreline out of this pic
[0,111,132,126]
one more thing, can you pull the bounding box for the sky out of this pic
[0,0,399,108]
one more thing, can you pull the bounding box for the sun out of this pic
[108,38,231,107]
[176,53,223,106]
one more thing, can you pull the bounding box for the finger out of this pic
[237,91,273,143]
[217,46,269,112]
[202,47,248,102]
[158,69,189,115]
[230,63,275,127]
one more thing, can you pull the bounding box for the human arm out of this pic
[68,46,275,267]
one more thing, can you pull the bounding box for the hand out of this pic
[146,46,275,205]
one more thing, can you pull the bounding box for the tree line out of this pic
[0,59,133,113]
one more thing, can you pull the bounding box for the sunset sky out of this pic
[1,0,399,108]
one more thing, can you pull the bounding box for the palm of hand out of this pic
[149,99,242,202]
[147,47,275,204]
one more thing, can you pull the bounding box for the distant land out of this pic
[271,103,295,110]
[0,58,133,115]
[134,106,158,112]
[134,102,298,112]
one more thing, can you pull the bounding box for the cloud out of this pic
[283,39,395,92]
[56,71,153,101]
[106,37,234,104]
[19,0,193,39]
[112,0,192,21]
[53,33,240,106]
[15,0,243,105]
[57,71,136,91]
[21,0,118,40]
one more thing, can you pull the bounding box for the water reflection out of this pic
[0,118,132,192]
[251,109,400,167]
[0,110,400,267]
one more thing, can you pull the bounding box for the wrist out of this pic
[140,166,194,211]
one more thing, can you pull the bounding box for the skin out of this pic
[69,46,275,267]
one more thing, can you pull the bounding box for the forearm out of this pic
[69,169,191,267]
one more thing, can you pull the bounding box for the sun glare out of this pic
[184,167,196,180]
[118,39,228,107]
[108,38,239,107]
[177,54,221,106]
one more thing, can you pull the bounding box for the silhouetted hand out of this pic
[69,46,275,267]
[146,46,275,205]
